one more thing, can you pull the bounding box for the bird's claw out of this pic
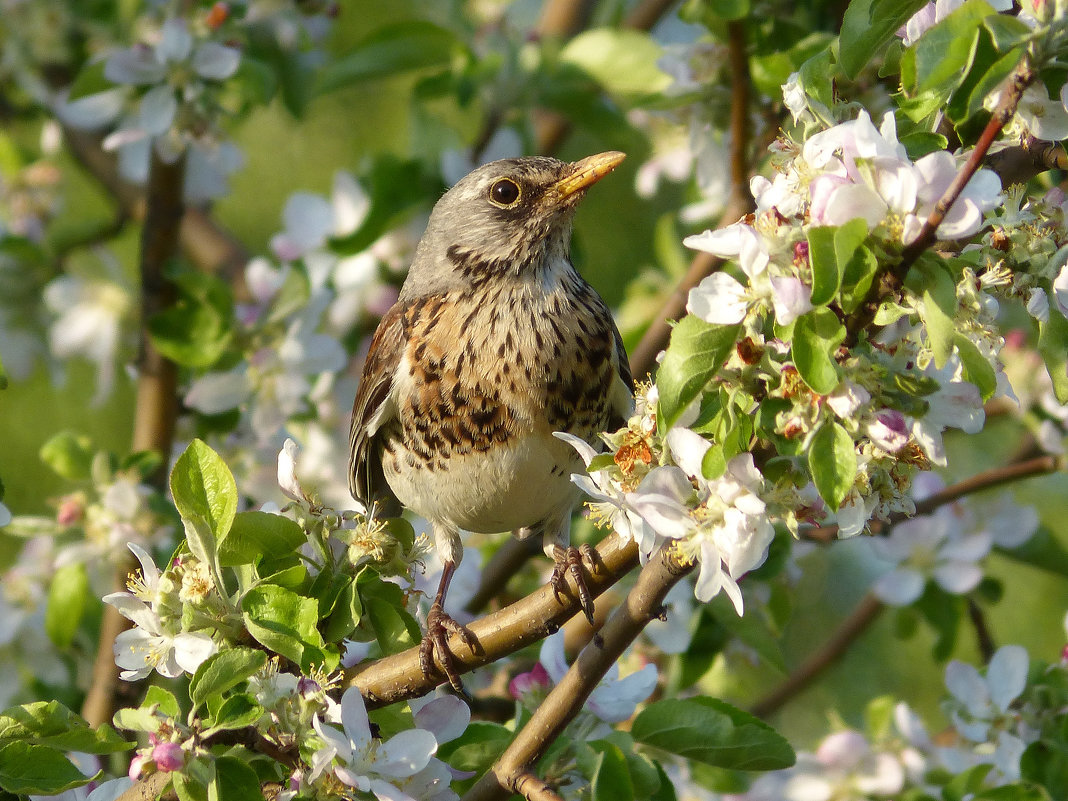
[419,602,478,693]
[550,545,597,625]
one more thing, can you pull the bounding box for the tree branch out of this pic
[346,534,640,707]
[843,57,1036,347]
[81,150,186,729]
[463,544,694,801]
[628,19,755,379]
[749,593,884,719]
[801,454,1062,543]
[114,769,171,801]
[464,536,543,615]
[967,598,997,664]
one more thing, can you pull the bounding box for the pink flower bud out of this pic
[509,662,551,700]
[152,741,185,772]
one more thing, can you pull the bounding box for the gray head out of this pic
[399,151,625,300]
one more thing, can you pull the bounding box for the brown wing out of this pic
[348,301,407,513]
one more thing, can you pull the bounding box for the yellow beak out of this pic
[553,151,627,197]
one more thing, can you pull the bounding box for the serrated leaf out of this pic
[171,439,237,567]
[954,333,996,401]
[0,743,96,794]
[0,702,131,755]
[839,0,927,79]
[189,648,267,709]
[656,317,740,432]
[324,577,364,643]
[144,686,181,718]
[1038,310,1068,404]
[218,511,306,567]
[45,563,89,649]
[206,694,263,733]
[242,585,329,672]
[808,421,857,511]
[39,431,94,482]
[791,308,845,395]
[631,697,795,770]
[317,21,462,94]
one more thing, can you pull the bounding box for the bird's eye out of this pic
[488,178,521,207]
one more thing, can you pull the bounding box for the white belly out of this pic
[382,431,581,533]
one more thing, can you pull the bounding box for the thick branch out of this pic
[628,20,754,379]
[81,151,186,729]
[802,454,1063,542]
[463,544,694,801]
[843,58,1036,347]
[749,593,884,719]
[114,768,171,801]
[346,534,639,706]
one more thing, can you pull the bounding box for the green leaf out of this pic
[590,742,634,801]
[205,694,264,733]
[144,686,181,718]
[914,583,962,660]
[900,131,950,159]
[905,0,993,95]
[242,584,328,672]
[324,577,364,643]
[0,742,95,794]
[317,21,462,94]
[365,596,420,656]
[1038,310,1068,404]
[67,60,111,101]
[807,218,868,307]
[0,702,131,755]
[708,596,785,671]
[982,14,1033,51]
[908,256,957,369]
[631,697,795,770]
[39,431,94,481]
[808,422,857,511]
[189,648,267,709]
[436,722,512,786]
[998,526,1068,578]
[791,308,846,395]
[839,0,927,79]
[839,246,880,314]
[559,29,671,105]
[209,755,262,801]
[148,271,233,368]
[171,439,238,567]
[218,511,306,567]
[45,562,89,649]
[656,317,740,431]
[954,333,996,401]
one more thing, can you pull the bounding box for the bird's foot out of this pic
[419,602,479,693]
[550,544,598,625]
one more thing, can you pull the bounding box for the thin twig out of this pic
[81,150,186,729]
[967,598,997,664]
[801,454,1062,542]
[463,544,694,801]
[843,57,1036,347]
[749,593,884,719]
[628,20,755,379]
[464,536,543,615]
[346,534,640,707]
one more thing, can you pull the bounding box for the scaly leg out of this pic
[549,542,599,626]
[419,558,478,693]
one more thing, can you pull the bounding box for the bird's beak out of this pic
[553,151,627,198]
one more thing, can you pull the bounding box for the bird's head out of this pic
[401,151,625,298]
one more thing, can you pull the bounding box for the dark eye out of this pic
[489,178,521,206]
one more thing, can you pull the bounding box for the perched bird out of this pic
[348,151,633,691]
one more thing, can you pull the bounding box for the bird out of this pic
[348,151,633,692]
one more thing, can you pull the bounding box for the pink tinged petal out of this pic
[191,42,241,80]
[539,631,569,684]
[245,257,287,303]
[687,272,748,324]
[105,47,166,85]
[826,382,871,418]
[867,409,909,452]
[413,696,470,744]
[158,19,193,63]
[172,632,217,673]
[589,663,658,722]
[152,741,184,772]
[822,183,886,228]
[910,417,946,465]
[987,644,1029,711]
[873,157,918,213]
[808,174,849,225]
[552,431,598,466]
[104,593,160,632]
[769,276,813,326]
[138,85,177,135]
[369,778,419,801]
[816,730,869,767]
[872,568,925,606]
[945,660,991,713]
[377,730,437,778]
[665,427,711,479]
[1054,263,1068,317]
[932,561,983,594]
[339,686,374,754]
[333,172,371,235]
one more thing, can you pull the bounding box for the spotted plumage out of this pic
[348,152,632,691]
